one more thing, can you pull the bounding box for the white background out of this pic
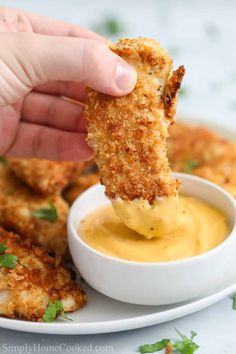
[0,0,236,352]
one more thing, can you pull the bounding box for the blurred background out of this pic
[1,0,236,127]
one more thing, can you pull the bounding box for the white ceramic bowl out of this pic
[68,173,236,305]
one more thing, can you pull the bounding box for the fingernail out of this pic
[115,60,137,92]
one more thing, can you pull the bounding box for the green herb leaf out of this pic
[183,160,199,173]
[204,24,220,39]
[32,201,58,223]
[0,244,18,269]
[173,330,199,354]
[138,339,170,353]
[60,312,73,321]
[43,301,62,322]
[0,254,18,269]
[93,17,123,36]
[105,18,122,35]
[232,293,236,310]
[168,46,181,57]
[43,300,72,322]
[138,330,199,354]
[179,87,188,98]
[0,244,7,254]
[0,156,7,164]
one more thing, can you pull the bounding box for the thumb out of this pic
[4,32,137,97]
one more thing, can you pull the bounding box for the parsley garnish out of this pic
[0,243,17,269]
[93,17,124,36]
[173,330,199,354]
[204,24,220,39]
[0,254,18,269]
[139,339,170,353]
[0,156,7,164]
[183,160,199,173]
[43,300,72,322]
[179,87,188,98]
[232,293,236,310]
[32,201,58,223]
[138,330,199,354]
[168,46,181,57]
[0,244,7,253]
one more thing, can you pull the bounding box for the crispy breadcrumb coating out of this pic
[0,164,68,257]
[85,38,184,203]
[64,160,100,205]
[0,227,86,321]
[69,160,97,184]
[64,173,100,205]
[168,122,236,197]
[9,158,80,196]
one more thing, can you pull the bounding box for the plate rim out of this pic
[0,281,236,335]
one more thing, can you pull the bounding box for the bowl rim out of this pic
[68,173,236,268]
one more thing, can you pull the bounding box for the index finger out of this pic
[28,12,105,41]
[0,6,105,41]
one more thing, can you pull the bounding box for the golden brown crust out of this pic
[85,38,184,203]
[168,122,236,197]
[69,160,96,184]
[0,227,86,321]
[9,158,78,196]
[164,66,185,119]
[64,173,100,205]
[0,165,69,257]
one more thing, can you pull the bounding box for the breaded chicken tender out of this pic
[0,164,68,257]
[0,227,86,321]
[64,173,100,205]
[168,122,236,197]
[9,158,80,196]
[85,38,184,203]
[69,160,97,184]
[63,160,100,205]
[168,122,234,169]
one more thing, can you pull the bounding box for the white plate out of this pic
[1,116,236,335]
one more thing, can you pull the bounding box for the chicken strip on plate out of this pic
[64,160,100,205]
[0,163,68,257]
[0,227,86,321]
[64,173,100,206]
[168,122,236,197]
[9,158,82,196]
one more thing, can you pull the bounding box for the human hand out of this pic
[0,7,137,160]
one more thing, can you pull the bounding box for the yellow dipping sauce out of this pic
[79,195,229,262]
[112,196,182,238]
